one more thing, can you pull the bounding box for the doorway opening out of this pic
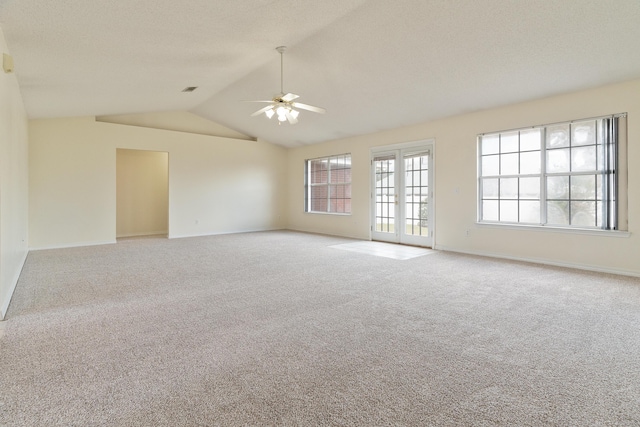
[371,141,434,248]
[116,149,169,239]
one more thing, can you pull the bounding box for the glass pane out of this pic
[482,134,500,155]
[344,199,352,214]
[596,176,602,201]
[331,168,345,183]
[547,124,570,148]
[570,175,596,200]
[520,151,541,174]
[596,201,603,228]
[547,201,569,225]
[311,198,328,212]
[597,142,605,170]
[501,132,519,153]
[520,129,541,151]
[520,177,540,199]
[311,185,328,199]
[482,155,499,176]
[520,201,540,223]
[571,146,597,171]
[572,120,596,146]
[500,200,518,222]
[547,176,569,199]
[571,201,596,227]
[500,153,518,175]
[482,178,499,198]
[546,148,570,173]
[500,178,518,199]
[482,200,498,221]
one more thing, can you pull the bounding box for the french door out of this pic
[371,144,434,247]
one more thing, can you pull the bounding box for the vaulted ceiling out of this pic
[2,0,640,147]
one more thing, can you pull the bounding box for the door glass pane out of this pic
[374,157,395,233]
[404,153,429,236]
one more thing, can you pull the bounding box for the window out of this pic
[478,114,626,230]
[305,154,352,214]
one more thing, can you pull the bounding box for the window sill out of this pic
[304,211,352,216]
[475,222,630,237]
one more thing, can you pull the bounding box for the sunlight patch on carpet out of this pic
[330,241,434,260]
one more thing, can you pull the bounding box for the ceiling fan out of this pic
[247,46,326,125]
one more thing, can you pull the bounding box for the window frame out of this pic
[477,114,627,232]
[304,153,352,215]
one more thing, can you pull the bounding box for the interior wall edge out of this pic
[0,251,28,320]
[29,240,117,252]
[168,227,286,240]
[435,245,640,278]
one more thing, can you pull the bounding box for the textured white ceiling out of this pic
[2,0,640,147]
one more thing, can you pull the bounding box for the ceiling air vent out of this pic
[182,86,198,93]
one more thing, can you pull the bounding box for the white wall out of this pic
[116,149,169,238]
[29,116,287,249]
[287,79,640,276]
[0,29,29,319]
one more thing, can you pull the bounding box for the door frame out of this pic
[370,139,436,247]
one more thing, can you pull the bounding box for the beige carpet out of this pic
[1,230,640,426]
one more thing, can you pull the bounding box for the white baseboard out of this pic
[435,245,640,278]
[29,240,117,251]
[0,250,28,320]
[168,227,283,240]
[116,231,168,238]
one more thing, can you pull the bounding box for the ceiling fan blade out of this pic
[281,93,300,102]
[244,100,275,103]
[285,110,298,125]
[291,102,326,114]
[251,105,274,117]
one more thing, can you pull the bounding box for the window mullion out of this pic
[540,127,547,225]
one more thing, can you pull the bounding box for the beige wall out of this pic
[287,79,640,276]
[29,116,287,249]
[116,149,169,238]
[97,111,253,141]
[0,29,29,318]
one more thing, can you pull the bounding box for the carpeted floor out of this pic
[1,230,639,426]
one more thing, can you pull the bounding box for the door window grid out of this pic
[404,153,429,236]
[478,115,622,229]
[374,155,395,232]
[305,154,351,214]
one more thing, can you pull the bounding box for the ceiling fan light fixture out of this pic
[247,46,325,125]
